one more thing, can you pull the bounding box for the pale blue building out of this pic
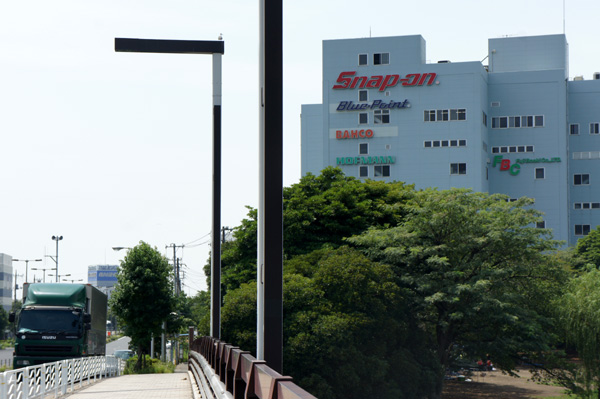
[0,254,13,312]
[301,34,600,246]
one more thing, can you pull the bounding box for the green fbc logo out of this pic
[492,155,561,176]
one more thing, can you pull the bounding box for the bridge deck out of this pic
[65,364,193,399]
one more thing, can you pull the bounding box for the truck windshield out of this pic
[17,309,82,334]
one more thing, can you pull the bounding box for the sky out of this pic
[1,0,599,297]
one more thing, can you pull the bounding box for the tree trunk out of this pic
[135,345,143,371]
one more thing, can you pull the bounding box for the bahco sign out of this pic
[332,71,437,92]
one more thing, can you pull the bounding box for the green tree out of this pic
[575,226,600,268]
[189,290,210,336]
[206,167,414,293]
[0,307,8,339]
[556,268,600,398]
[110,241,175,370]
[221,247,439,399]
[349,188,566,398]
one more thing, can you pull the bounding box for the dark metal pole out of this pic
[211,97,222,339]
[114,37,225,339]
[260,0,283,373]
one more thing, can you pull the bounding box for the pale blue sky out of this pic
[1,0,597,295]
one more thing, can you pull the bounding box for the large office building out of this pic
[0,254,13,312]
[88,264,118,299]
[301,34,600,246]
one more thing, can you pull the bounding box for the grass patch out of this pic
[122,355,175,374]
[0,339,14,350]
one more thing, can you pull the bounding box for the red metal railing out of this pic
[189,335,317,399]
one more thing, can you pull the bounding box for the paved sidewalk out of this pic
[65,364,194,399]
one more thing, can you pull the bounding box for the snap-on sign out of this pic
[332,71,437,92]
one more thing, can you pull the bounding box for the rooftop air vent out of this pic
[574,76,584,81]
[594,72,600,80]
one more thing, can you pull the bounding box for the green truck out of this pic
[9,283,107,368]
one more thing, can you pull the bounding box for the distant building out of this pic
[88,265,118,300]
[0,254,13,312]
[301,33,600,246]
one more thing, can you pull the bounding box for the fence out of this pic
[189,336,317,399]
[0,356,124,399]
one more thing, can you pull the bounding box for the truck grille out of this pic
[24,345,74,353]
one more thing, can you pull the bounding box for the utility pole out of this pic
[166,244,184,296]
[13,271,23,302]
[221,226,233,244]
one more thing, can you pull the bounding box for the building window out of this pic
[535,115,544,127]
[359,143,368,155]
[358,54,368,66]
[522,116,533,127]
[424,141,432,148]
[424,110,436,122]
[575,224,591,236]
[482,111,487,127]
[359,166,369,177]
[492,145,534,154]
[374,165,390,177]
[491,115,545,129]
[535,168,545,179]
[591,123,600,134]
[374,109,390,124]
[359,113,368,124]
[449,109,467,121]
[373,53,389,65]
[536,221,546,229]
[450,163,467,175]
[358,90,368,102]
[574,174,590,185]
[570,124,580,135]
[437,109,449,121]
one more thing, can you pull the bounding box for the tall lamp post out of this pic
[114,37,224,340]
[13,258,42,283]
[48,235,63,283]
[31,267,53,283]
[49,273,70,281]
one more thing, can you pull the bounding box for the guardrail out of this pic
[189,336,317,399]
[0,356,124,399]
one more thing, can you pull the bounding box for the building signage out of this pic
[333,71,437,91]
[492,155,561,176]
[337,156,395,165]
[336,129,374,139]
[337,99,410,111]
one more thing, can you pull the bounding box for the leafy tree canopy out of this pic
[221,247,439,399]
[348,188,568,397]
[575,226,600,268]
[109,241,175,369]
[206,167,414,293]
[556,268,600,398]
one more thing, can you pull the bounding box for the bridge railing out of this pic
[189,336,317,399]
[0,356,125,399]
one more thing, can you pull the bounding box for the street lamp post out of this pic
[31,267,53,283]
[114,37,225,340]
[48,235,63,283]
[12,258,42,283]
[49,273,71,281]
[63,278,83,283]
